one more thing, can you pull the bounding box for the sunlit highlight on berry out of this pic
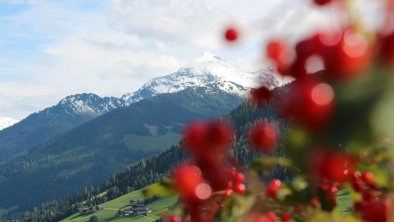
[311,83,334,106]
[195,183,212,200]
[343,30,369,58]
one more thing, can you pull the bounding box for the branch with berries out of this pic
[147,0,394,221]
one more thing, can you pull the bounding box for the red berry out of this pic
[234,183,246,194]
[189,207,206,222]
[329,186,338,195]
[199,165,233,191]
[173,164,211,202]
[173,164,202,191]
[289,31,341,78]
[265,211,277,222]
[266,40,293,76]
[310,149,357,183]
[224,27,238,42]
[351,172,363,189]
[267,40,287,61]
[363,191,374,202]
[227,181,234,189]
[352,178,365,193]
[280,212,292,222]
[324,29,372,80]
[266,179,282,198]
[319,182,332,190]
[248,121,279,153]
[313,0,334,6]
[353,201,365,211]
[234,172,245,184]
[195,183,212,200]
[290,34,324,78]
[368,183,379,191]
[205,120,234,151]
[295,34,327,59]
[279,77,334,131]
[378,31,394,66]
[249,86,273,107]
[318,184,338,211]
[319,182,338,197]
[184,120,234,155]
[362,172,374,185]
[183,121,207,154]
[360,200,388,222]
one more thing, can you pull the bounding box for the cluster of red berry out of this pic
[171,120,246,221]
[262,0,393,220]
[351,170,392,222]
[165,0,394,221]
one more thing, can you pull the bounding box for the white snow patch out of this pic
[0,116,19,130]
[121,52,284,105]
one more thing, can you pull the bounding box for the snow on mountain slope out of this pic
[27,52,283,118]
[0,116,18,130]
[121,52,282,105]
[57,93,125,115]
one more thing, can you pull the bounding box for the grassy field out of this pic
[61,186,178,222]
[61,184,351,222]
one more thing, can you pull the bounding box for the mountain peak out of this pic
[58,93,124,115]
[31,53,283,118]
[59,93,99,104]
[121,53,268,105]
[197,52,223,62]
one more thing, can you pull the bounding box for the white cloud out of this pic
[107,0,227,49]
[0,0,385,120]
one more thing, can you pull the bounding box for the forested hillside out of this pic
[9,90,289,222]
[0,87,242,217]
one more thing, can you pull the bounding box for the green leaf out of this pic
[335,189,353,213]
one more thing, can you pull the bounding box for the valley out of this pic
[61,185,178,222]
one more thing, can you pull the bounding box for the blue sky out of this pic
[0,0,380,120]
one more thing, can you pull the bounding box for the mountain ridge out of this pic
[0,52,282,163]
[0,87,244,215]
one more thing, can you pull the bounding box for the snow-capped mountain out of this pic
[121,52,273,105]
[0,94,126,163]
[0,52,283,163]
[1,52,283,133]
[57,93,125,115]
[51,52,282,113]
[0,116,18,131]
